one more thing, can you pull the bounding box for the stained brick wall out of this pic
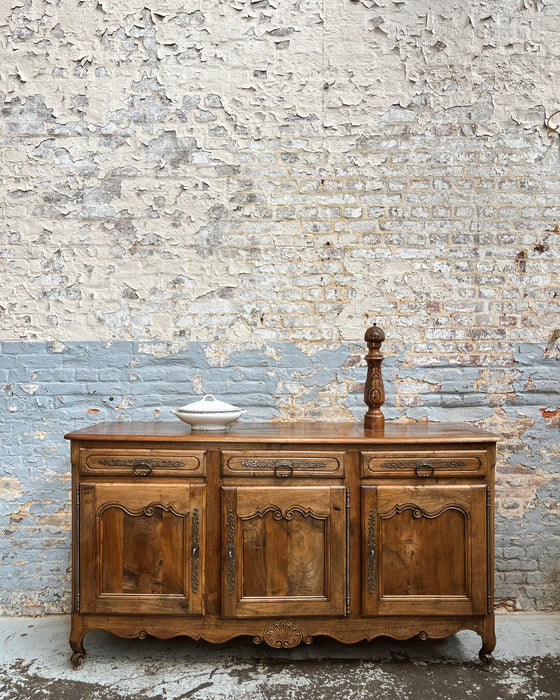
[1,0,559,613]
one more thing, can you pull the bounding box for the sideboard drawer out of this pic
[80,448,206,476]
[361,450,487,478]
[222,451,345,478]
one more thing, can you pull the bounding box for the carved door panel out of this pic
[362,485,488,616]
[222,486,347,618]
[79,483,204,615]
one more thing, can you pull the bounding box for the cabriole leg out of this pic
[478,620,496,665]
[70,615,87,669]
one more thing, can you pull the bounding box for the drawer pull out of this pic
[415,463,434,478]
[133,461,153,477]
[274,464,294,478]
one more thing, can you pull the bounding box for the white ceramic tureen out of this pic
[171,394,246,431]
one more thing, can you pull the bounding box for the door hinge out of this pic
[345,488,351,616]
[75,483,80,613]
[486,486,493,614]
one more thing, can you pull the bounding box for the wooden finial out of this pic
[364,323,385,430]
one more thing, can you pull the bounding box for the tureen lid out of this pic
[175,394,241,414]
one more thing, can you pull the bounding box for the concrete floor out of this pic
[1,615,559,699]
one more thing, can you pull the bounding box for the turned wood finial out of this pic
[364,323,385,430]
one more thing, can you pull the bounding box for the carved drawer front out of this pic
[222,450,345,478]
[361,450,487,479]
[80,448,206,477]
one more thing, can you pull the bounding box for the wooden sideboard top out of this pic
[65,421,500,444]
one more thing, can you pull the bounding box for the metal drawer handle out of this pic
[274,463,294,478]
[415,463,434,478]
[133,461,153,477]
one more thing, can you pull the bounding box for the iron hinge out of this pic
[486,486,493,614]
[345,488,351,615]
[75,483,80,613]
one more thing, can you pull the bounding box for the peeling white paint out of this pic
[0,0,558,350]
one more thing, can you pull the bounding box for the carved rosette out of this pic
[254,620,313,648]
[363,323,385,429]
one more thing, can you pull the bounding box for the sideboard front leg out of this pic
[478,625,496,665]
[70,616,87,669]
[70,641,86,669]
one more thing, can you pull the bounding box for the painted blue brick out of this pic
[517,380,560,393]
[506,392,559,405]
[229,349,282,367]
[406,405,494,421]
[440,381,476,392]
[444,393,488,406]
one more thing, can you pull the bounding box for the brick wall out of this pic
[1,0,559,613]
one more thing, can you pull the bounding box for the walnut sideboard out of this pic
[65,420,499,667]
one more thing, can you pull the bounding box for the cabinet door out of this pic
[222,486,347,618]
[362,485,488,616]
[79,483,204,615]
